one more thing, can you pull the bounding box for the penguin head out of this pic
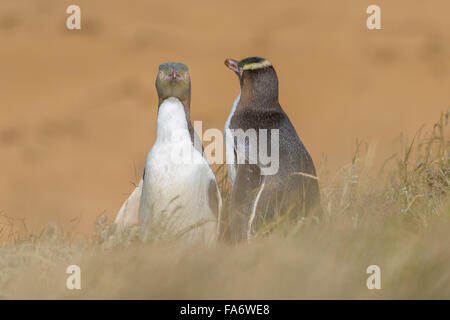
[225,57,278,104]
[155,62,191,104]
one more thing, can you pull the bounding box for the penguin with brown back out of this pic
[224,57,321,243]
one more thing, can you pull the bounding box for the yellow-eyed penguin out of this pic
[224,57,321,243]
[115,62,221,243]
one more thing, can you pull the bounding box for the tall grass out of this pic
[0,111,448,299]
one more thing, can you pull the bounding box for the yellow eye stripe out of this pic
[241,59,272,70]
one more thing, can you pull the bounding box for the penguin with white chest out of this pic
[224,57,321,243]
[115,62,221,243]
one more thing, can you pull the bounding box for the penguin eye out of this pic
[159,71,165,80]
[183,73,189,80]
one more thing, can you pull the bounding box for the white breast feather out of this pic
[139,97,219,243]
[224,94,240,185]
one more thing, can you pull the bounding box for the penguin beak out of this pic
[170,69,178,81]
[225,58,241,77]
[167,69,182,82]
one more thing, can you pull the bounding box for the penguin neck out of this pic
[159,95,191,124]
[156,97,191,142]
[238,70,280,112]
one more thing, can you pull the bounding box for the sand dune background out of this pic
[0,0,449,234]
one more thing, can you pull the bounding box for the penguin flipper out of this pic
[139,169,153,234]
[188,121,204,154]
[230,163,264,242]
[114,178,143,229]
